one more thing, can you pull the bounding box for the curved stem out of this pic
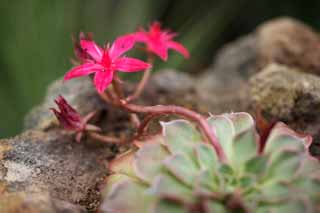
[88,132,123,144]
[126,55,154,102]
[121,102,226,161]
[134,113,161,140]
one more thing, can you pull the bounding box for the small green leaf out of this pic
[220,164,234,176]
[162,120,202,157]
[150,174,194,203]
[194,169,220,195]
[294,178,320,200]
[267,151,300,182]
[153,199,185,213]
[194,143,219,172]
[163,153,199,187]
[260,182,290,200]
[134,143,169,184]
[203,200,227,213]
[238,176,254,188]
[245,156,268,176]
[100,179,152,213]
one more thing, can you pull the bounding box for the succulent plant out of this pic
[100,112,320,213]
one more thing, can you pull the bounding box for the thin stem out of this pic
[120,102,226,161]
[126,55,154,102]
[112,79,124,99]
[134,113,161,140]
[98,89,119,105]
[130,113,141,128]
[88,132,123,144]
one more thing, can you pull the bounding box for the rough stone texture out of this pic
[250,63,320,155]
[0,130,113,211]
[257,17,320,75]
[0,192,85,213]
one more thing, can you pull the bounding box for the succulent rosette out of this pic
[100,112,320,213]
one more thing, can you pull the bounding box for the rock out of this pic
[0,192,85,213]
[195,17,320,114]
[201,34,258,87]
[0,130,113,211]
[195,35,257,114]
[250,63,320,156]
[257,17,320,75]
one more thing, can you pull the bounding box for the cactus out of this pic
[100,112,320,213]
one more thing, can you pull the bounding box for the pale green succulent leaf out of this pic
[100,179,153,213]
[134,142,169,184]
[101,174,134,200]
[194,169,220,195]
[256,200,307,213]
[194,143,219,172]
[293,178,320,201]
[245,155,268,176]
[267,151,300,182]
[153,199,185,213]
[163,153,199,187]
[227,112,255,134]
[264,122,310,154]
[207,114,235,161]
[162,120,202,157]
[232,129,258,168]
[150,173,194,203]
[203,200,227,213]
[109,149,137,178]
[259,182,290,201]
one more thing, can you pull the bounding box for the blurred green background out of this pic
[1,0,320,138]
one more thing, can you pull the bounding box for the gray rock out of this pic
[0,130,113,211]
[0,192,85,213]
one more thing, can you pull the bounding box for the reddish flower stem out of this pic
[134,113,161,140]
[126,55,154,102]
[88,132,124,144]
[120,101,226,161]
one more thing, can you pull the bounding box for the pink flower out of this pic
[133,21,190,61]
[64,35,151,93]
[50,95,100,142]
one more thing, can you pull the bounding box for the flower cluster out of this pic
[64,21,189,93]
[51,21,190,141]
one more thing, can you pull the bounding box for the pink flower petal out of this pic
[80,40,103,62]
[114,57,151,72]
[93,70,114,93]
[109,35,136,60]
[149,43,168,61]
[167,41,190,58]
[64,63,103,80]
[133,32,148,42]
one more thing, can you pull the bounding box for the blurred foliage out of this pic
[0,0,320,138]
